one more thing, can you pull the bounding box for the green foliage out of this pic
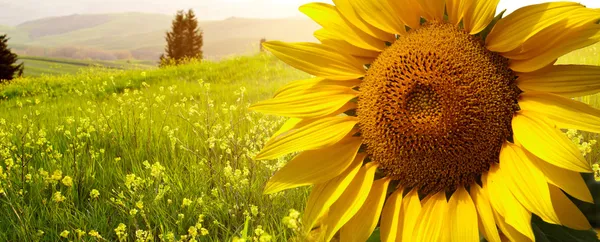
[160,9,204,67]
[0,34,24,83]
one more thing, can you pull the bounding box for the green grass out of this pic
[0,54,311,241]
[17,56,156,77]
[0,42,600,241]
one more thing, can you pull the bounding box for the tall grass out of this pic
[0,54,312,241]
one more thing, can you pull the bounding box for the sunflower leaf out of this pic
[367,228,380,242]
[531,215,598,242]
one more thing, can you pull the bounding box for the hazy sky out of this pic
[1,0,599,25]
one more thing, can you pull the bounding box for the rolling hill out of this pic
[0,13,320,60]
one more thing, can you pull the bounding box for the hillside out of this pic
[0,13,320,60]
[17,56,155,77]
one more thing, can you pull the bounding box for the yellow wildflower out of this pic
[60,230,69,238]
[61,176,73,187]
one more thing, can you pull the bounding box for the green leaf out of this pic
[367,227,380,242]
[531,215,599,242]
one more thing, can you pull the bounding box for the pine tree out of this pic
[160,9,204,67]
[0,34,24,83]
[184,9,203,60]
[160,10,187,66]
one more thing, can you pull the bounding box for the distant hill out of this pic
[17,56,155,77]
[0,13,320,60]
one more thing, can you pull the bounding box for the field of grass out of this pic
[18,56,156,77]
[0,44,599,242]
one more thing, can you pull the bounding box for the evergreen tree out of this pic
[0,34,24,82]
[184,9,203,60]
[259,38,266,52]
[160,9,204,66]
[160,10,187,66]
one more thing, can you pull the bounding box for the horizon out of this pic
[2,0,599,26]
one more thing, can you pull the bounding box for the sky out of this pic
[1,0,599,25]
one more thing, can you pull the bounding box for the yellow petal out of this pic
[349,0,406,35]
[413,191,447,242]
[380,188,403,242]
[274,77,361,98]
[250,85,357,119]
[263,41,365,80]
[516,65,600,98]
[447,187,478,242]
[509,24,600,72]
[499,143,559,224]
[397,189,421,241]
[415,0,445,21]
[485,165,535,240]
[518,91,600,133]
[493,211,533,242]
[340,177,390,242]
[264,137,362,194]
[270,118,304,141]
[463,0,500,34]
[549,184,592,230]
[302,153,366,232]
[314,29,381,58]
[486,2,583,52]
[302,154,366,232]
[323,162,378,241]
[255,116,358,160]
[528,151,593,203]
[446,0,471,25]
[512,111,591,173]
[300,3,386,51]
[331,0,396,42]
[387,0,423,29]
[470,184,501,242]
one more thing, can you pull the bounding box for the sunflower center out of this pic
[357,22,520,195]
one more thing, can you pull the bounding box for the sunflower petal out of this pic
[512,111,591,173]
[528,151,593,203]
[274,77,361,98]
[397,189,421,241]
[300,3,386,51]
[387,0,423,29]
[263,41,365,80]
[340,178,390,242]
[519,92,600,133]
[301,154,366,232]
[270,118,304,141]
[548,184,592,230]
[349,0,406,35]
[413,191,447,242]
[509,24,600,72]
[493,211,534,242]
[380,188,403,242]
[322,162,378,241]
[250,85,357,119]
[516,65,600,98]
[499,143,559,224]
[331,0,395,41]
[463,0,500,34]
[415,0,445,21]
[314,29,381,58]
[446,0,470,25]
[264,137,362,194]
[447,187,478,242]
[255,116,358,160]
[470,184,501,242]
[486,165,535,240]
[486,2,583,52]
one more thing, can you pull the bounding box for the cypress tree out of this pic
[0,34,24,82]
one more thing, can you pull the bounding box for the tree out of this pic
[160,9,204,66]
[0,34,24,82]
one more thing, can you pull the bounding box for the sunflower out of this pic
[251,0,600,241]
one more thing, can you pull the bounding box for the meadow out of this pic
[0,45,598,241]
[17,56,155,77]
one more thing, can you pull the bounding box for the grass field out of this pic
[0,45,599,241]
[17,56,156,77]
